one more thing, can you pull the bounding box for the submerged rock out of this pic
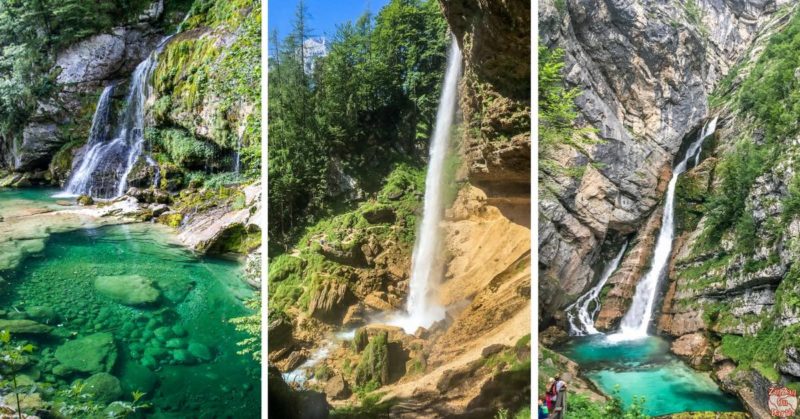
[0,319,53,335]
[55,332,118,374]
[94,275,161,306]
[81,372,123,403]
[187,342,213,362]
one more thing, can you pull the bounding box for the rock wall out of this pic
[538,0,795,328]
[1,2,168,175]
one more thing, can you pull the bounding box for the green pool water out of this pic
[558,335,743,416]
[0,188,260,417]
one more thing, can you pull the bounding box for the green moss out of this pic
[354,331,389,388]
[158,212,183,228]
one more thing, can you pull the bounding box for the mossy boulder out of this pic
[81,372,123,404]
[94,275,161,306]
[158,211,184,228]
[77,194,94,206]
[354,331,390,387]
[0,319,53,335]
[55,332,118,374]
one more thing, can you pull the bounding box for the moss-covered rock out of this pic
[354,331,389,388]
[55,332,118,374]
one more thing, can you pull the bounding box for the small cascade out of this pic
[233,132,243,176]
[55,85,115,197]
[60,37,172,199]
[392,38,462,334]
[613,117,718,340]
[566,242,628,335]
[146,156,161,189]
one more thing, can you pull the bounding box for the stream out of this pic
[0,188,259,417]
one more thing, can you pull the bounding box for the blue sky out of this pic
[268,0,391,41]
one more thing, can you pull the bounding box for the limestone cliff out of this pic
[538,0,796,329]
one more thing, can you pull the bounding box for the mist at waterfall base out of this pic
[390,38,462,334]
[557,119,741,415]
[56,37,170,200]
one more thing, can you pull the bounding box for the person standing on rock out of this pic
[551,375,567,419]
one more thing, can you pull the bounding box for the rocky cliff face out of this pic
[538,0,795,328]
[0,1,168,177]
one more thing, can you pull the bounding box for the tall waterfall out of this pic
[60,37,170,199]
[394,39,461,333]
[614,117,718,340]
[566,242,628,335]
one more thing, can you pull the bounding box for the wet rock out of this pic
[81,372,123,403]
[671,333,711,369]
[55,332,118,374]
[284,351,306,371]
[94,275,160,306]
[25,306,57,324]
[172,349,194,364]
[0,319,52,335]
[324,375,351,400]
[165,338,187,349]
[188,342,213,362]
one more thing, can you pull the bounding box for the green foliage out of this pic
[230,293,261,361]
[568,387,649,419]
[738,11,800,140]
[269,0,447,244]
[782,172,800,221]
[0,330,35,417]
[538,44,599,182]
[701,139,768,246]
[152,0,260,178]
[148,128,214,168]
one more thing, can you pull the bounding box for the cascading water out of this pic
[566,242,628,335]
[393,38,462,334]
[612,117,718,340]
[233,132,243,175]
[59,37,171,199]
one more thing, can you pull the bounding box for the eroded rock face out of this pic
[537,0,793,327]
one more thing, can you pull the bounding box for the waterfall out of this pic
[613,117,718,340]
[233,132,243,176]
[393,38,461,334]
[55,85,115,198]
[59,37,171,199]
[566,242,628,335]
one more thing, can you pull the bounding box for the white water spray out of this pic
[59,37,171,199]
[566,242,628,335]
[612,117,718,341]
[393,39,461,334]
